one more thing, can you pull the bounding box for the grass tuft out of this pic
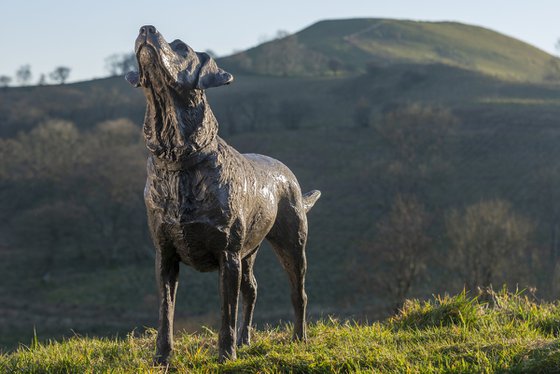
[390,290,480,329]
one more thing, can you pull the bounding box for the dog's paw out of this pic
[218,348,237,363]
[153,353,171,367]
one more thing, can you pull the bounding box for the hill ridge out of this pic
[219,17,557,82]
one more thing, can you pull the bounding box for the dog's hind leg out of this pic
[238,246,259,346]
[267,206,308,341]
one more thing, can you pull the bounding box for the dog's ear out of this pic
[125,71,140,87]
[195,52,233,90]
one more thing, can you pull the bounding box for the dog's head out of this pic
[126,25,233,92]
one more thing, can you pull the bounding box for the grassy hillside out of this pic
[2,292,560,373]
[3,65,560,350]
[220,18,559,82]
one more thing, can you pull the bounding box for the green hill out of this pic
[2,292,560,373]
[220,18,558,82]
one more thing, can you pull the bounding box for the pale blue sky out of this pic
[2,1,558,83]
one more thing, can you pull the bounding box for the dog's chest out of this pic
[144,160,231,227]
[145,162,233,271]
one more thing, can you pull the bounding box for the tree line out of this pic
[0,118,149,281]
[0,52,138,87]
[0,65,71,87]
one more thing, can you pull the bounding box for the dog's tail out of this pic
[302,190,321,213]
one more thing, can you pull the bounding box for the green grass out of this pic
[3,291,560,373]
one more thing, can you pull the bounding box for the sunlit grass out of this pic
[2,290,560,373]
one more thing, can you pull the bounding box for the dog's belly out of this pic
[168,221,227,272]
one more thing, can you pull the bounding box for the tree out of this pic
[16,64,32,86]
[375,103,458,198]
[5,120,82,181]
[2,118,149,265]
[0,75,11,87]
[78,119,147,261]
[445,199,533,290]
[37,74,47,85]
[49,66,71,84]
[378,103,457,167]
[275,30,290,39]
[104,53,137,76]
[328,58,342,76]
[356,195,431,310]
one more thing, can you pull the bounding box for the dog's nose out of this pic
[139,25,157,36]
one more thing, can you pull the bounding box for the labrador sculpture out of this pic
[126,25,321,364]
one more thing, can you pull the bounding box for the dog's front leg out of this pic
[154,250,180,365]
[218,250,241,362]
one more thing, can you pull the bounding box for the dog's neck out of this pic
[142,85,218,163]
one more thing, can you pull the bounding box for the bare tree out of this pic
[49,66,71,84]
[16,64,32,86]
[275,30,290,39]
[104,53,137,76]
[375,103,458,199]
[37,74,47,85]
[446,199,533,290]
[378,103,457,168]
[328,58,343,76]
[0,75,11,87]
[357,195,431,310]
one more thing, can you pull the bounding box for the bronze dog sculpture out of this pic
[126,25,321,364]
